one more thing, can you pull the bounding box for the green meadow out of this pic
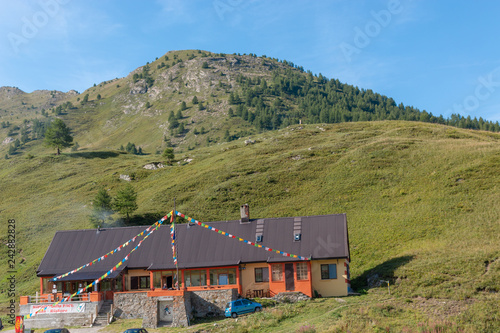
[1,120,499,332]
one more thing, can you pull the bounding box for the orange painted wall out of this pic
[267,262,313,297]
[268,263,286,295]
[293,262,313,297]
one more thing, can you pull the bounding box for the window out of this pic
[43,278,50,294]
[101,280,112,291]
[130,276,150,290]
[321,264,337,279]
[46,281,62,294]
[184,270,207,287]
[153,270,176,288]
[153,271,162,288]
[64,282,76,293]
[271,264,283,281]
[139,276,149,289]
[296,262,308,280]
[114,277,122,291]
[209,268,236,285]
[254,267,269,283]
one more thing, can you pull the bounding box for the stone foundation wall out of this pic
[190,289,238,317]
[114,292,192,328]
[141,297,158,328]
[112,289,238,328]
[171,293,191,327]
[113,292,150,319]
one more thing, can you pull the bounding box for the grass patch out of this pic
[0,121,498,331]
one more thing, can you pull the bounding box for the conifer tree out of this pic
[89,188,113,227]
[162,148,175,166]
[44,119,73,155]
[113,183,138,223]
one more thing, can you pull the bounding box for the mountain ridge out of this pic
[1,49,498,159]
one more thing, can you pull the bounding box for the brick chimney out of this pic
[240,204,250,223]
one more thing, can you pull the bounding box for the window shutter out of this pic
[329,264,337,279]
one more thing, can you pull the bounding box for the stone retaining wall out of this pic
[171,293,191,327]
[113,292,149,319]
[190,289,238,317]
[113,289,238,328]
[114,292,192,328]
[20,302,100,329]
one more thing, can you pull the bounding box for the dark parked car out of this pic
[225,298,262,318]
[43,329,70,333]
[123,329,148,333]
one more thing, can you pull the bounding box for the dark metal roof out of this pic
[57,267,123,281]
[37,214,349,277]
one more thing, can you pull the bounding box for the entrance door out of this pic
[166,276,173,289]
[285,263,295,291]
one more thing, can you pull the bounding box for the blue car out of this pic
[225,298,262,318]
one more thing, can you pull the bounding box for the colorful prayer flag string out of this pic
[25,211,173,320]
[174,211,310,261]
[170,216,177,265]
[51,212,172,282]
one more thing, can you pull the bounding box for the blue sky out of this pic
[1,0,500,121]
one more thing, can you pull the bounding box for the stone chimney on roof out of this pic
[240,204,250,223]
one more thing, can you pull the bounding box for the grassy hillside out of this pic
[1,50,499,331]
[1,120,499,331]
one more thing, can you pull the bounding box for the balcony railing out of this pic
[20,292,98,304]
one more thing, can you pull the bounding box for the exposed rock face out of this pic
[2,137,14,145]
[367,273,382,288]
[119,174,131,181]
[0,86,25,98]
[129,79,148,95]
[143,162,164,170]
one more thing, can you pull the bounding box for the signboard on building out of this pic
[30,303,86,314]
